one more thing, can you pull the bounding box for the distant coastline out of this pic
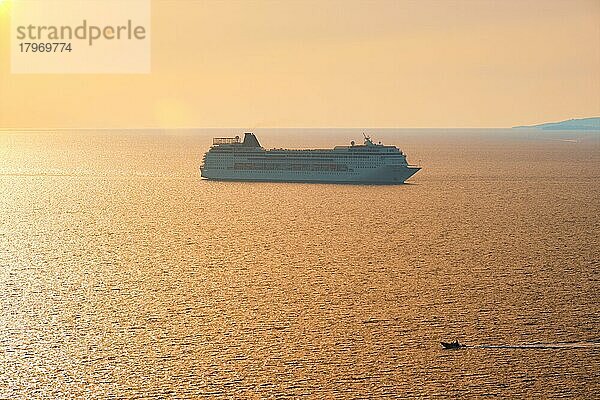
[513,117,600,130]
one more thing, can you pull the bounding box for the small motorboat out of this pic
[441,340,464,349]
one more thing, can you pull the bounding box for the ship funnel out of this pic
[243,132,261,147]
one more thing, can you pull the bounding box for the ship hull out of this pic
[200,165,420,184]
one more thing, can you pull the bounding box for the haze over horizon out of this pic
[0,0,599,129]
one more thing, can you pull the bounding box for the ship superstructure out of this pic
[200,133,420,184]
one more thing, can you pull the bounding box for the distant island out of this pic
[513,117,600,130]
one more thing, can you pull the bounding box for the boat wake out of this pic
[469,341,600,350]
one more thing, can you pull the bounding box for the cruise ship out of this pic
[200,133,421,184]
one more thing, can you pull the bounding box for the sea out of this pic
[0,128,599,398]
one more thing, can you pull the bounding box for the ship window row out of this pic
[284,171,357,175]
[208,162,388,170]
[245,155,389,160]
[233,162,349,172]
[267,153,391,157]
[209,151,401,159]
[232,170,359,175]
[208,160,401,169]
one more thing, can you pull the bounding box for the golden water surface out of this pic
[1,129,599,398]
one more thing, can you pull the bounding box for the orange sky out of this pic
[0,0,599,128]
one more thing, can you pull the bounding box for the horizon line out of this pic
[0,126,523,131]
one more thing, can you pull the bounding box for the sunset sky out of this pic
[0,0,599,128]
